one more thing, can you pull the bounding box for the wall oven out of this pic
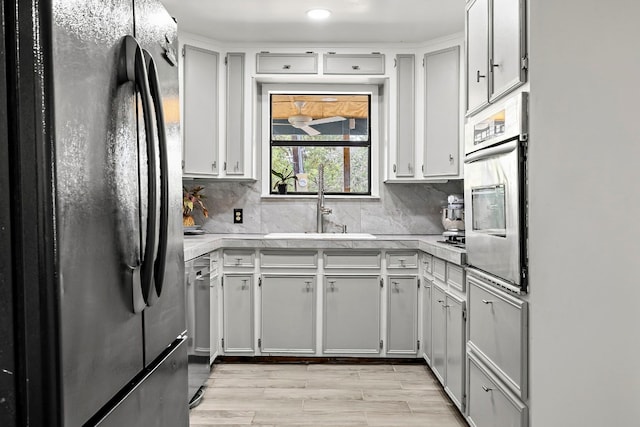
[464,92,528,294]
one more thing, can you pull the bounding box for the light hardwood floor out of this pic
[189,362,468,426]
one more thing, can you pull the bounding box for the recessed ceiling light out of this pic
[307,9,331,20]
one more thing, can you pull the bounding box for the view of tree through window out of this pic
[270,94,371,195]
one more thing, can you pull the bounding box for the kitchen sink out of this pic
[264,232,376,240]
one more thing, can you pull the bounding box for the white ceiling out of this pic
[159,0,465,44]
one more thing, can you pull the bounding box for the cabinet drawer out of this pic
[256,52,318,74]
[467,352,528,427]
[324,251,381,269]
[468,273,528,399]
[433,258,447,282]
[386,252,418,269]
[421,253,433,276]
[260,251,318,268]
[323,53,385,75]
[447,263,465,292]
[223,250,255,267]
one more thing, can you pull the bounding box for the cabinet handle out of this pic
[212,161,216,170]
[328,280,336,292]
[476,70,486,82]
[437,299,445,304]
[482,299,493,304]
[282,64,291,69]
[235,161,239,171]
[449,154,454,162]
[393,164,397,173]
[241,279,248,290]
[224,161,227,171]
[408,163,412,172]
[235,257,243,265]
[304,281,312,292]
[352,65,360,70]
[482,385,493,392]
[398,259,406,267]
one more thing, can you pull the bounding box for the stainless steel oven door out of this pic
[464,139,527,292]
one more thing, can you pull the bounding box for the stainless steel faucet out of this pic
[316,164,332,233]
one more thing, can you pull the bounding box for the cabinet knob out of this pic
[283,64,291,69]
[476,70,486,82]
[352,65,360,70]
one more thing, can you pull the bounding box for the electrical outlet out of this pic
[233,208,243,224]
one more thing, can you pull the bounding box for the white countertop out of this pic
[183,233,466,265]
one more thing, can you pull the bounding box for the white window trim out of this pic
[260,83,380,198]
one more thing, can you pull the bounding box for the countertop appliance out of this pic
[0,1,188,426]
[464,92,529,294]
[441,194,465,245]
[185,255,211,407]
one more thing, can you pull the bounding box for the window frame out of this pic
[261,83,380,198]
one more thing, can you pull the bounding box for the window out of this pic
[269,93,372,195]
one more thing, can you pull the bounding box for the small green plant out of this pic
[271,167,298,192]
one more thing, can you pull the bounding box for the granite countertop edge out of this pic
[183,234,466,265]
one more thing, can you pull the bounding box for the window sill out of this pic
[261,194,380,201]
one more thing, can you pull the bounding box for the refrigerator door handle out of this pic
[118,35,158,312]
[143,50,168,305]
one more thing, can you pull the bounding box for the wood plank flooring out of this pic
[189,362,468,426]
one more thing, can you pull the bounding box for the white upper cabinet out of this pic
[466,0,527,115]
[423,46,461,178]
[394,54,416,178]
[490,0,527,101]
[323,53,385,75]
[225,52,245,176]
[182,45,219,177]
[256,52,318,74]
[466,0,490,115]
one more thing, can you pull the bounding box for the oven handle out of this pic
[464,139,519,164]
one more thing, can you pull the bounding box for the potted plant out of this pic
[271,168,298,194]
[183,185,209,226]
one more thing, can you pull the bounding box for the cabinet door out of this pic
[490,0,527,101]
[387,276,418,355]
[324,275,381,354]
[256,53,317,74]
[209,275,219,362]
[424,47,460,178]
[421,276,433,364]
[445,292,466,411]
[466,0,490,114]
[183,45,218,176]
[225,52,245,175]
[222,274,253,353]
[261,275,315,354]
[431,284,447,384]
[323,53,385,75]
[395,54,415,177]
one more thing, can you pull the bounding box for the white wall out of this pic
[528,1,640,425]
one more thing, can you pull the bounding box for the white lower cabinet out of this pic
[387,275,418,355]
[467,351,528,427]
[323,275,381,354]
[260,275,315,354]
[222,274,254,354]
[445,291,466,410]
[209,274,219,362]
[421,275,433,364]
[431,284,447,383]
[431,281,467,412]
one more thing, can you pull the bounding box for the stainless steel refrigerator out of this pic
[0,0,188,426]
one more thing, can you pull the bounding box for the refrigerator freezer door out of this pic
[94,338,189,427]
[134,0,187,365]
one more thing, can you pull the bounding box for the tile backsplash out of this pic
[183,179,463,235]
